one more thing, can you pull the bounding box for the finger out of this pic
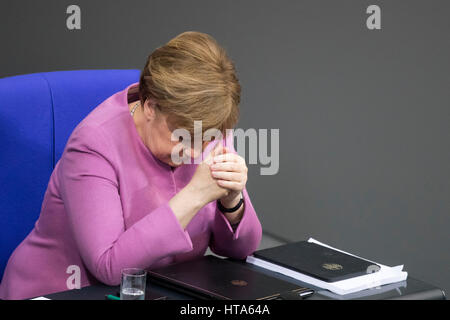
[211,170,242,182]
[213,142,224,154]
[211,142,229,161]
[216,179,243,191]
[221,146,231,154]
[204,141,223,164]
[211,141,223,156]
[210,162,242,173]
[213,153,239,163]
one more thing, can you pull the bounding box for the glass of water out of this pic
[120,268,147,300]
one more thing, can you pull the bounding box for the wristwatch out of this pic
[217,193,244,213]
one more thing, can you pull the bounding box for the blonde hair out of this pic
[138,31,241,136]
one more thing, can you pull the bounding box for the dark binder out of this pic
[253,241,381,283]
[146,255,314,300]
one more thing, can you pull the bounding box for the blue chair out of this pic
[0,69,140,281]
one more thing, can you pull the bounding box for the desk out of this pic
[43,257,446,300]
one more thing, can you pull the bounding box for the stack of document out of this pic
[246,238,408,295]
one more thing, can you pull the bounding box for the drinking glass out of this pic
[120,268,147,300]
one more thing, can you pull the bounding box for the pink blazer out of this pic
[0,82,262,300]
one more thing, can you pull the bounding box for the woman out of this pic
[0,31,262,300]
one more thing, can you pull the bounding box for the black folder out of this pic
[253,241,381,283]
[147,255,314,300]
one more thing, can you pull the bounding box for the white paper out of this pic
[246,237,408,295]
[30,296,51,300]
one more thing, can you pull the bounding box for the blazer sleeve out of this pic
[58,124,193,286]
[208,130,263,259]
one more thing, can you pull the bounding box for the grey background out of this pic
[1,0,449,295]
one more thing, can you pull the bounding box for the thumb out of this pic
[204,141,223,164]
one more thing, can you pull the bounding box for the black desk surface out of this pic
[44,257,446,300]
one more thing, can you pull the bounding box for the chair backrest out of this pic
[0,69,140,280]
